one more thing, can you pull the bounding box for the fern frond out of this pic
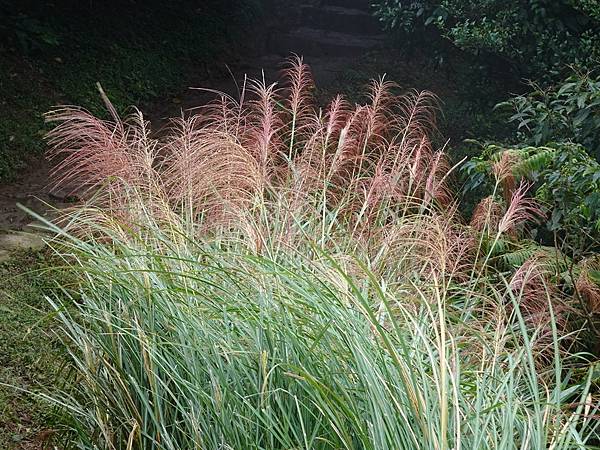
[495,240,570,272]
[512,146,556,178]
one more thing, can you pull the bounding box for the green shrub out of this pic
[464,143,600,255]
[498,73,600,159]
[373,1,442,34]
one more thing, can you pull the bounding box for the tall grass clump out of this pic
[42,56,600,449]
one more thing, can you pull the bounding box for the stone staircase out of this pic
[269,0,385,57]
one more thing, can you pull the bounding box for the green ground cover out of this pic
[0,250,67,449]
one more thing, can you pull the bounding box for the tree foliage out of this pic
[498,73,600,159]
[374,0,600,80]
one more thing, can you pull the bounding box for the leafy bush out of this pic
[374,0,600,80]
[373,1,442,33]
[464,72,600,254]
[37,59,600,448]
[498,73,600,159]
[463,141,600,346]
[464,142,600,255]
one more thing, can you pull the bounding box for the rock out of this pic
[0,232,46,260]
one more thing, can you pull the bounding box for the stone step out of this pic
[269,27,385,57]
[301,5,382,35]
[322,0,371,12]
